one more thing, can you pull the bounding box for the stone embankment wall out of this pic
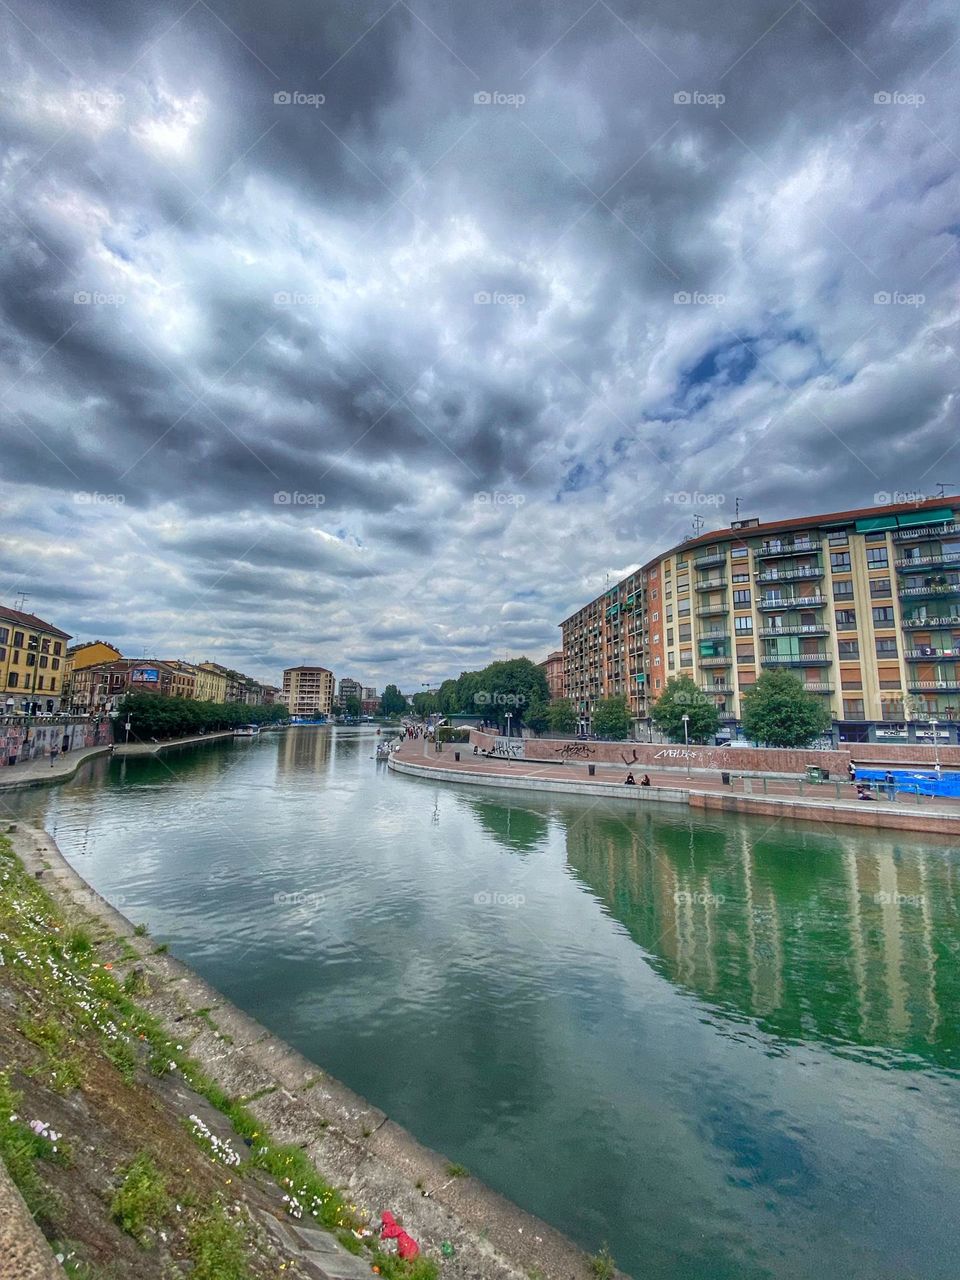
[469,731,960,775]
[0,717,112,768]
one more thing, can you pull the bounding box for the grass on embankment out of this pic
[0,833,438,1280]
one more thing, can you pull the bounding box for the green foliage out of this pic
[377,1256,440,1280]
[445,1162,469,1178]
[411,691,437,717]
[590,1245,616,1280]
[342,695,362,719]
[740,669,832,747]
[524,699,550,736]
[651,676,720,743]
[546,697,577,735]
[110,1152,170,1244]
[186,1204,252,1280]
[379,684,407,716]
[115,693,288,742]
[591,696,633,741]
[437,726,469,743]
[0,1073,60,1220]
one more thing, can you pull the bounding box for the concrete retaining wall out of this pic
[0,717,112,768]
[469,730,960,775]
[389,756,688,803]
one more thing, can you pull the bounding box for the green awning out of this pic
[856,516,897,531]
[897,507,952,528]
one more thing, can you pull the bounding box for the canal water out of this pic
[3,726,959,1280]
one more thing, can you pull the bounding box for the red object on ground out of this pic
[380,1211,420,1258]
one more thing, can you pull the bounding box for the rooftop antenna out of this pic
[936,482,956,498]
[735,497,742,520]
[13,592,28,612]
[692,514,705,537]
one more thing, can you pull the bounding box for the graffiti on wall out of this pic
[555,742,595,759]
[491,738,524,759]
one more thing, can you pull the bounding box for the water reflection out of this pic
[562,809,960,1070]
[464,797,550,853]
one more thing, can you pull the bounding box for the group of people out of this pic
[848,760,898,800]
[624,772,651,787]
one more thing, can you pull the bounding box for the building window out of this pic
[731,546,748,559]
[0,628,7,644]
[828,531,849,544]
[866,547,889,568]
[53,642,62,655]
[25,653,36,667]
[39,655,48,668]
[7,673,17,688]
[864,530,887,542]
[869,577,892,599]
[872,606,895,625]
[843,698,865,719]
[830,551,851,571]
[835,609,857,629]
[13,632,24,648]
[876,637,898,656]
[732,571,750,583]
[733,589,751,606]
[838,640,860,658]
[734,616,753,633]
[833,579,854,599]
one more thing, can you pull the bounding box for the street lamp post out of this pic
[505,712,512,740]
[682,713,691,779]
[930,716,941,775]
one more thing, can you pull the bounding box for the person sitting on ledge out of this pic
[856,783,875,800]
[640,774,651,787]
[624,772,636,785]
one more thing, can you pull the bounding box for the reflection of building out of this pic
[561,496,960,741]
[0,605,71,714]
[561,807,952,1069]
[283,666,335,717]
[276,723,332,771]
[539,650,564,700]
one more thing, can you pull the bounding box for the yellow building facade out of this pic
[0,606,72,713]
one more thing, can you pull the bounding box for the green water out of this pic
[3,727,959,1279]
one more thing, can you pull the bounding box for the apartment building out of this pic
[538,650,564,699]
[560,497,960,743]
[0,606,71,713]
[283,666,335,718]
[338,677,362,704]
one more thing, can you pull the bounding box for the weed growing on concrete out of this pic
[590,1244,616,1280]
[110,1151,170,1244]
[185,1202,251,1280]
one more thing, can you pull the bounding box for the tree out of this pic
[525,698,550,736]
[591,696,632,741]
[546,697,577,735]
[343,695,362,719]
[651,676,720,743]
[472,658,549,728]
[740,670,831,747]
[411,691,437,718]
[380,684,406,717]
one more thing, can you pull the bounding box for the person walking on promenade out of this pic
[847,761,856,783]
[49,744,59,768]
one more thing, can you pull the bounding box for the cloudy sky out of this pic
[1,0,957,688]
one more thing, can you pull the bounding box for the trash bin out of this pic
[721,771,730,785]
[588,764,596,776]
[454,751,460,761]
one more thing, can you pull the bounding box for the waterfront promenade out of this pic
[391,738,960,834]
[0,731,235,790]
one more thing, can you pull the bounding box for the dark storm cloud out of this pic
[1,0,957,684]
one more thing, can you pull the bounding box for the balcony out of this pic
[757,594,827,611]
[901,613,960,629]
[761,653,831,667]
[899,581,960,600]
[695,578,727,592]
[699,655,732,668]
[893,521,960,541]
[896,552,960,571]
[905,647,960,659]
[802,682,834,693]
[698,630,729,642]
[755,566,824,584]
[756,539,821,558]
[696,603,729,616]
[693,552,727,569]
[907,680,960,693]
[701,683,734,694]
[758,623,830,637]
